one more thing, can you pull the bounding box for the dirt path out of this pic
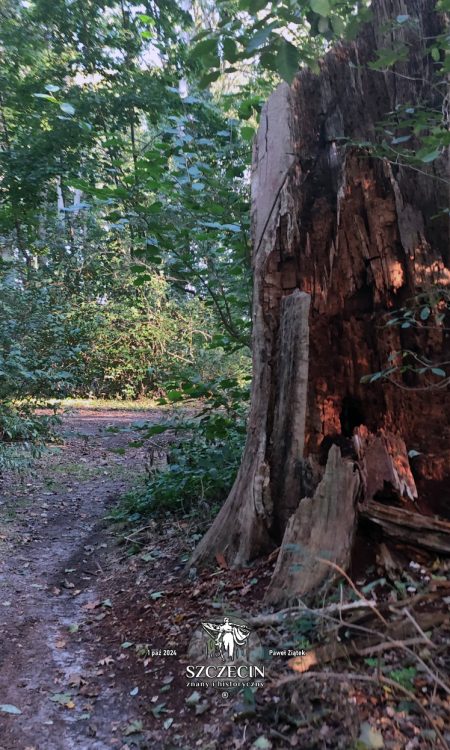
[2,409,448,750]
[0,408,161,750]
[0,408,276,750]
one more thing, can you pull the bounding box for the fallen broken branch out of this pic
[248,599,381,627]
[360,500,450,554]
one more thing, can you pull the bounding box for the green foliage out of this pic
[0,402,59,473]
[360,290,449,388]
[68,93,253,350]
[57,279,236,400]
[0,1,253,470]
[189,0,371,86]
[115,376,249,521]
[1,0,446,491]
[0,267,64,470]
[389,666,417,692]
[0,252,243,401]
[0,271,77,399]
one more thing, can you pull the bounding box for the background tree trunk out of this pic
[191,0,449,602]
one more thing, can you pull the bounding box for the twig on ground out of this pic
[355,636,429,656]
[248,599,380,627]
[122,524,154,539]
[317,557,389,626]
[402,607,434,645]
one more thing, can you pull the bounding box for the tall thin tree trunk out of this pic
[191,0,449,603]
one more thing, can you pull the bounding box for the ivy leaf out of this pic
[276,39,301,83]
[431,46,440,61]
[124,720,143,736]
[418,148,441,163]
[33,93,58,103]
[431,367,446,377]
[185,691,201,706]
[151,702,167,717]
[368,45,409,70]
[60,102,75,116]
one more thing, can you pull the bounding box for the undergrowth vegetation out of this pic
[0,402,60,474]
[2,0,448,517]
[114,376,249,525]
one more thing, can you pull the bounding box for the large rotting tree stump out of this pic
[191,0,450,604]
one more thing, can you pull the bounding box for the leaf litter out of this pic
[1,408,450,749]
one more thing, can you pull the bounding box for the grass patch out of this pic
[56,398,169,412]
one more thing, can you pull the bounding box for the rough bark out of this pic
[191,85,297,566]
[191,0,449,601]
[270,290,311,534]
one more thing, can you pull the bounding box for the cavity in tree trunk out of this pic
[191,0,449,604]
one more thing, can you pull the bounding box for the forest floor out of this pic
[1,407,450,750]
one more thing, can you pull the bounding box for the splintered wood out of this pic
[266,446,360,604]
[353,426,418,503]
[361,500,450,554]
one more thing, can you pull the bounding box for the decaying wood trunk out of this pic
[265,445,361,603]
[191,0,450,604]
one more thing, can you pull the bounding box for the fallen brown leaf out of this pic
[68,673,84,688]
[288,651,318,673]
[215,552,228,569]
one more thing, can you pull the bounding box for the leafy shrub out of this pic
[0,402,60,474]
[0,271,64,474]
[115,376,250,522]
[64,281,246,400]
[0,274,76,400]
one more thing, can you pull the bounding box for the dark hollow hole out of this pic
[340,395,365,437]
